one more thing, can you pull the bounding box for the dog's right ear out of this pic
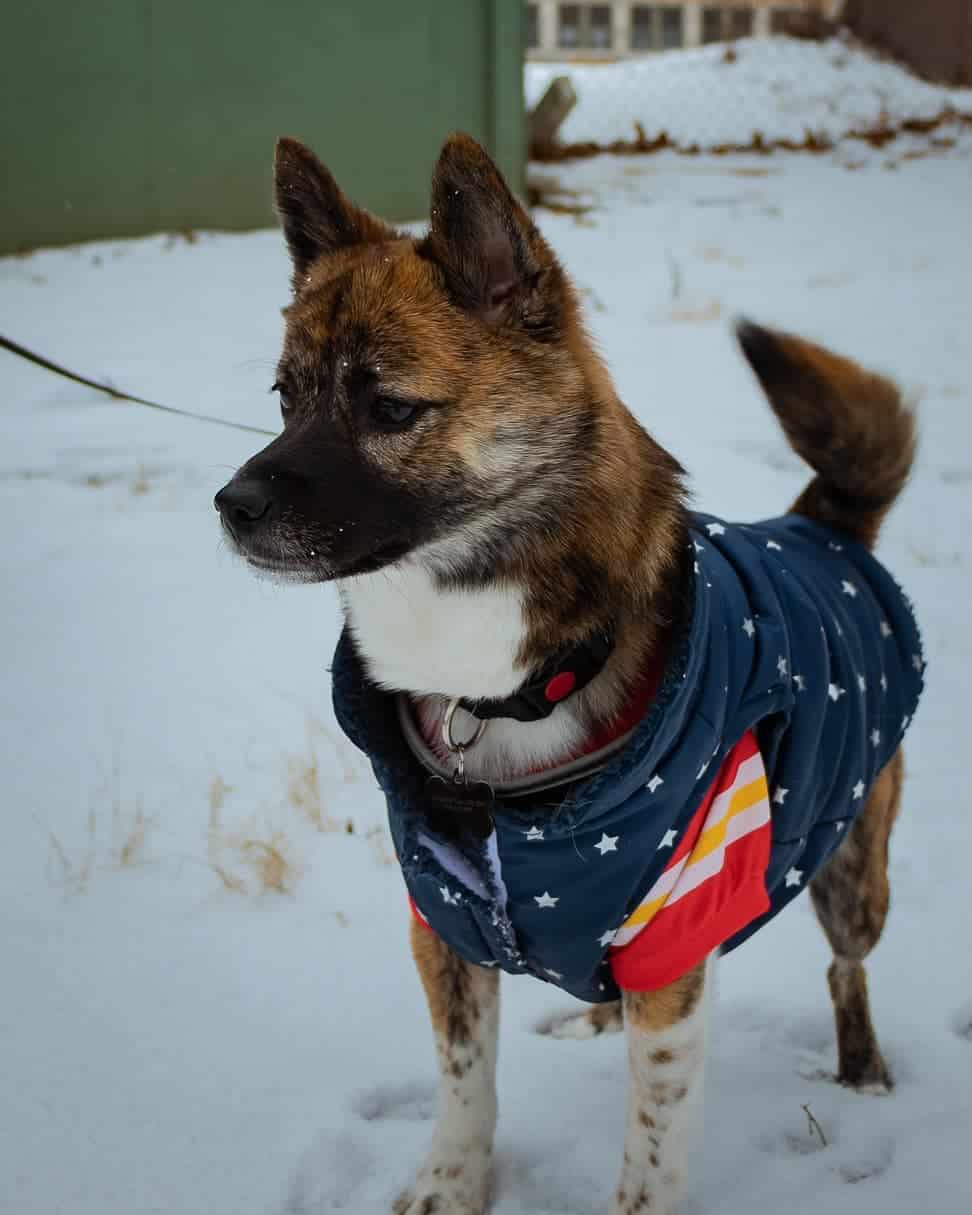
[274,138,394,286]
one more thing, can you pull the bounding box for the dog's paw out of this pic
[838,1051,894,1095]
[393,1143,490,1215]
[534,1001,623,1040]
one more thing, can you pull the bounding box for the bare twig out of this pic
[802,1102,828,1147]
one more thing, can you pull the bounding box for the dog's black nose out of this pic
[214,479,275,530]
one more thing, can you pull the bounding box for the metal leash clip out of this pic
[424,699,495,839]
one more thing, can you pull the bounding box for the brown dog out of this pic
[216,133,918,1214]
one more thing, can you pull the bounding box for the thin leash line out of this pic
[0,333,277,438]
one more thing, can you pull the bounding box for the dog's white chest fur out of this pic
[340,559,527,698]
[338,560,585,780]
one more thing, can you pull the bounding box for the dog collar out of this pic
[457,630,615,723]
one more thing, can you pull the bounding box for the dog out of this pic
[215,133,923,1215]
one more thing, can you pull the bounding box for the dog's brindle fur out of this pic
[216,134,915,1213]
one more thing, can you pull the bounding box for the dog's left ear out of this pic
[274,137,394,287]
[420,133,560,329]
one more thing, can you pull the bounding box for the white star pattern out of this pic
[742,617,756,638]
[479,960,499,967]
[828,540,844,552]
[857,674,867,692]
[870,728,881,747]
[766,539,782,551]
[773,786,789,805]
[785,867,803,887]
[657,828,677,850]
[880,620,893,638]
[440,886,461,906]
[793,673,807,692]
[646,774,664,794]
[693,540,704,553]
[706,522,726,537]
[694,561,700,574]
[525,826,545,842]
[828,682,846,702]
[594,833,619,856]
[697,760,710,781]
[777,655,789,677]
[835,821,845,832]
[598,929,617,948]
[841,580,858,597]
[534,892,559,909]
[853,779,866,799]
[544,968,564,981]
[880,673,888,692]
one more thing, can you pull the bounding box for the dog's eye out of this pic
[271,381,294,420]
[372,397,419,430]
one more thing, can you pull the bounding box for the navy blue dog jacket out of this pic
[332,513,924,1003]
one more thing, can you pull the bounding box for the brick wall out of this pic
[845,0,972,86]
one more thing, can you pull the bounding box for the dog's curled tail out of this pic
[736,320,915,550]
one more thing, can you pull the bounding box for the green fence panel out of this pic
[0,0,525,253]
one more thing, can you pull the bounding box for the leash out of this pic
[0,333,277,438]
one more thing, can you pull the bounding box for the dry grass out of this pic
[671,299,723,323]
[206,793,301,897]
[532,110,972,165]
[698,245,745,268]
[46,768,155,894]
[205,719,361,896]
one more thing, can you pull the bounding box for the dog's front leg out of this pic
[612,959,710,1215]
[395,919,500,1215]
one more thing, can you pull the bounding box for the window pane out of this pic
[729,8,753,38]
[702,8,724,44]
[631,7,655,51]
[589,5,612,50]
[661,6,683,48]
[526,3,539,49]
[558,4,580,48]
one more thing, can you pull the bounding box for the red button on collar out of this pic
[544,671,577,703]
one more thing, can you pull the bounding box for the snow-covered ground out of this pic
[3,120,972,1215]
[527,36,972,152]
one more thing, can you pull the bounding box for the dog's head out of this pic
[215,133,611,585]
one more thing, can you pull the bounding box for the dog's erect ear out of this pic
[420,133,558,329]
[274,137,394,284]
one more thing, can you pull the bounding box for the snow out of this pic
[3,102,972,1215]
[526,36,972,152]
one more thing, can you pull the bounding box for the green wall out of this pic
[0,0,525,253]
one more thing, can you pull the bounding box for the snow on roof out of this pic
[526,36,972,154]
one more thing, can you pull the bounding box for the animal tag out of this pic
[424,775,495,840]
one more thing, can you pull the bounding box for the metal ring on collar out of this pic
[441,698,489,753]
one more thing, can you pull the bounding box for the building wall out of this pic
[844,0,972,86]
[528,1,828,59]
[0,0,525,254]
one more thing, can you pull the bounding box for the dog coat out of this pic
[331,514,924,1003]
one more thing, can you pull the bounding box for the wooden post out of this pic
[528,75,578,154]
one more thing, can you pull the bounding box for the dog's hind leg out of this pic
[613,959,710,1215]
[809,748,904,1093]
[395,920,499,1215]
[537,999,623,1039]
